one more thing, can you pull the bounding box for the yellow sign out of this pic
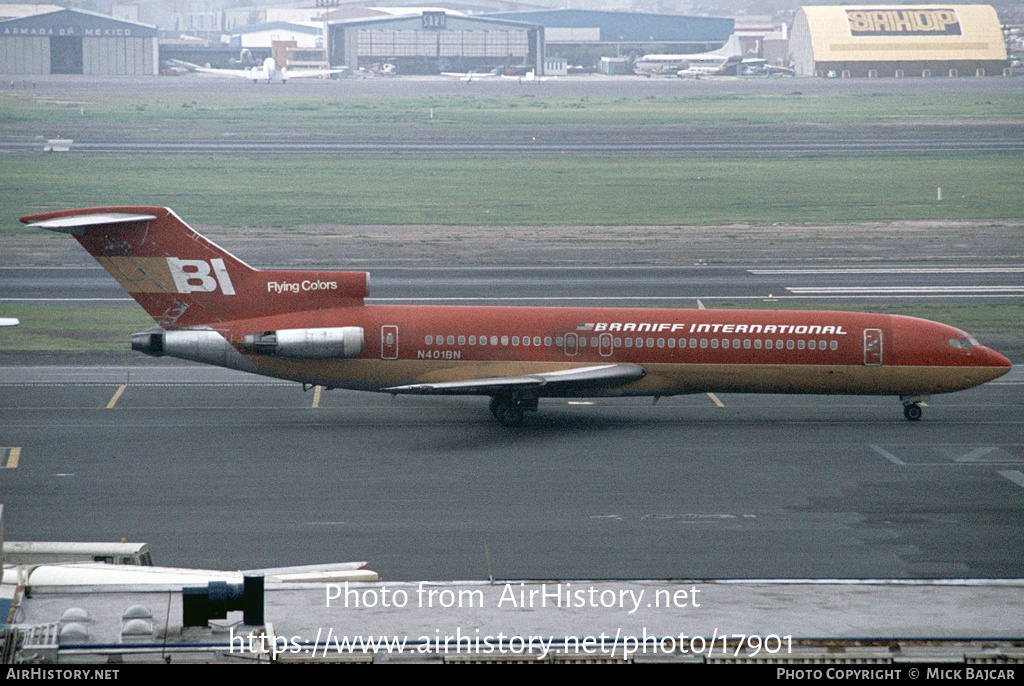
[846,9,961,36]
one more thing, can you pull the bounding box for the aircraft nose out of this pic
[987,347,1012,368]
[977,346,1012,379]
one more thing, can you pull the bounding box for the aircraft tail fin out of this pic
[22,207,367,328]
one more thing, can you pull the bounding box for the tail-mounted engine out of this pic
[131,326,258,373]
[242,327,364,359]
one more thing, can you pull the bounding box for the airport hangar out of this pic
[324,9,736,75]
[789,4,1008,78]
[0,7,158,75]
[325,10,543,75]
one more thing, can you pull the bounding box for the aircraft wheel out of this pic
[903,403,923,421]
[495,401,525,427]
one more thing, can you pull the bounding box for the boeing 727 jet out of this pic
[23,207,1011,426]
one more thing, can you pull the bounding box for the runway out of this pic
[1,363,1021,580]
[4,263,1023,304]
[4,137,1023,155]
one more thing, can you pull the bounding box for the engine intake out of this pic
[243,327,364,359]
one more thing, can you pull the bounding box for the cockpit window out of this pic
[948,335,980,349]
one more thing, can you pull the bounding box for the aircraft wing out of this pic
[194,66,257,78]
[282,68,348,79]
[385,363,645,396]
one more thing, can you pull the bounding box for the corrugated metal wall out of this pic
[0,36,157,74]
[0,37,50,74]
[357,29,530,59]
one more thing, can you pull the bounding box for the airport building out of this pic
[484,9,734,54]
[0,7,159,75]
[789,4,1008,77]
[228,22,323,50]
[325,10,543,75]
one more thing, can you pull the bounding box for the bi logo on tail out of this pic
[167,258,235,295]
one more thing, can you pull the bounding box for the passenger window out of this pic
[469,336,476,345]
[501,336,508,345]
[787,340,795,350]
[733,339,740,349]
[458,336,465,345]
[447,335,455,345]
[426,335,433,344]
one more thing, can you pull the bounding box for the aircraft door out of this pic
[564,332,578,356]
[863,328,883,366]
[381,325,398,360]
[599,333,613,357]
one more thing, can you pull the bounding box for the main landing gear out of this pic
[901,395,927,421]
[489,392,538,427]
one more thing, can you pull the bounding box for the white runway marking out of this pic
[751,267,1024,275]
[997,471,1024,489]
[870,445,907,466]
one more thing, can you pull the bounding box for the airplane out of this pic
[195,57,346,83]
[22,207,1011,426]
[633,35,788,78]
[635,34,745,77]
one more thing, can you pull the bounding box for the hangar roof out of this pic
[232,22,321,36]
[793,5,1006,63]
[483,9,734,43]
[0,7,158,38]
[327,10,540,32]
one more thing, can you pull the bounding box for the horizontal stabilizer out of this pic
[24,212,158,234]
[386,363,645,396]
